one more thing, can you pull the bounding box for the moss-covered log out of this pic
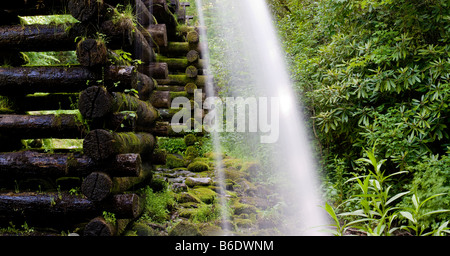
[81,165,152,201]
[78,86,158,123]
[155,56,205,73]
[0,114,86,139]
[0,192,142,220]
[0,151,142,178]
[156,74,206,87]
[148,121,204,137]
[76,38,108,67]
[0,66,151,96]
[100,19,155,63]
[160,42,204,57]
[83,129,156,160]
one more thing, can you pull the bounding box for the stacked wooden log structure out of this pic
[0,0,208,236]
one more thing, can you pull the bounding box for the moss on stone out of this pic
[184,146,198,159]
[222,158,244,170]
[187,161,209,172]
[190,187,216,204]
[168,221,202,236]
[166,154,185,169]
[131,222,160,236]
[184,134,197,146]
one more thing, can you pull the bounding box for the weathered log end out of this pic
[83,129,115,161]
[81,172,113,202]
[186,65,198,78]
[84,216,116,236]
[79,86,113,119]
[76,39,108,67]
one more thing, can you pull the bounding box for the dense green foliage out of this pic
[269,0,450,233]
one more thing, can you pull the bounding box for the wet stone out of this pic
[185,177,212,187]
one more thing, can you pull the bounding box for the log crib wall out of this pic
[0,0,205,236]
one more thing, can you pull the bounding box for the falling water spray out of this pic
[194,0,330,235]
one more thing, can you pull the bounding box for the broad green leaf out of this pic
[400,211,416,224]
[386,191,411,206]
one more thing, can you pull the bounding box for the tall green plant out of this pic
[324,147,449,236]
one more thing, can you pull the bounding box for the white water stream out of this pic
[195,0,329,235]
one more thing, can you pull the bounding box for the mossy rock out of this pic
[224,169,250,182]
[177,192,201,204]
[198,224,223,236]
[232,200,258,215]
[131,223,161,236]
[190,187,216,204]
[222,158,244,170]
[187,161,209,172]
[166,154,185,169]
[184,145,198,158]
[241,162,263,177]
[234,218,254,228]
[203,151,226,160]
[168,221,202,236]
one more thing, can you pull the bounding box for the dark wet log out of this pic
[0,151,142,178]
[149,90,171,109]
[155,56,205,73]
[0,66,151,96]
[134,0,152,26]
[82,165,152,201]
[68,0,106,22]
[148,121,204,137]
[156,74,206,87]
[155,85,185,92]
[0,192,141,220]
[78,86,158,123]
[83,129,156,160]
[100,19,155,63]
[145,0,179,40]
[186,65,198,78]
[138,62,169,79]
[0,114,86,139]
[142,24,168,47]
[84,216,115,236]
[84,216,131,236]
[0,24,76,52]
[76,38,108,67]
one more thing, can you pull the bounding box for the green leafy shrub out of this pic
[403,154,450,228]
[140,187,175,223]
[158,138,186,155]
